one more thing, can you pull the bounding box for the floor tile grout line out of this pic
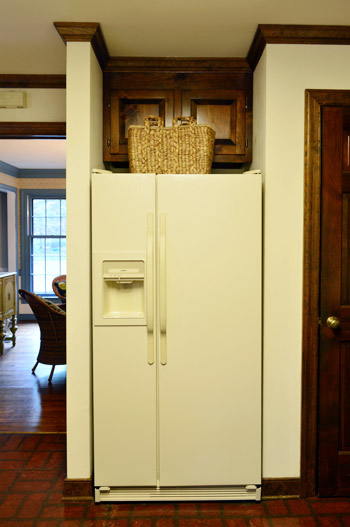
[10,433,66,523]
[0,434,28,513]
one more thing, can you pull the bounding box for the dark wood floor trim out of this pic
[63,477,299,500]
[54,22,109,70]
[105,56,251,73]
[63,478,93,501]
[0,122,66,138]
[262,478,301,498]
[301,89,350,497]
[247,24,350,71]
[0,75,66,89]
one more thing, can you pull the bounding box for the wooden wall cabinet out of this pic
[103,60,252,166]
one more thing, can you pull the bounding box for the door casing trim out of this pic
[302,89,350,496]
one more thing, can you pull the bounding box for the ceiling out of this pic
[1,0,350,169]
[0,140,66,169]
[2,0,350,74]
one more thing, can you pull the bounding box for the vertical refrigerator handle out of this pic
[159,213,167,365]
[147,212,154,365]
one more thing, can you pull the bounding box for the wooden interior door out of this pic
[318,106,350,496]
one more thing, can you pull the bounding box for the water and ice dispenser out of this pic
[93,255,146,326]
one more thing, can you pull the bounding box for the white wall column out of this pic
[66,41,103,479]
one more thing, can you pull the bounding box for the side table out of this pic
[0,272,17,354]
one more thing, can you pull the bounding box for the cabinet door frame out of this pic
[182,89,246,157]
[109,89,174,157]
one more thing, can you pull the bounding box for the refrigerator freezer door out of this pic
[157,173,262,486]
[92,173,157,486]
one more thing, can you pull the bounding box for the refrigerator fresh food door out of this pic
[92,172,157,486]
[157,173,262,486]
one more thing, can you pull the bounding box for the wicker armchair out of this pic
[18,289,66,383]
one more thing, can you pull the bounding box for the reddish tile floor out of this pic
[1,433,350,526]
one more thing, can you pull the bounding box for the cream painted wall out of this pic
[253,44,350,478]
[0,89,65,121]
[65,42,103,480]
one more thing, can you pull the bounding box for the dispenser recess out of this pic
[93,254,147,326]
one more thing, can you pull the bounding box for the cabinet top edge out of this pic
[105,57,252,73]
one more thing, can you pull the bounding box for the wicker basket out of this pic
[128,115,215,174]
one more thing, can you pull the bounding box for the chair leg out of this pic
[32,361,39,374]
[48,365,55,384]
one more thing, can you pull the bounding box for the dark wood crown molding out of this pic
[105,56,251,73]
[0,75,65,89]
[247,24,350,71]
[51,23,350,74]
[54,22,109,70]
[0,122,66,138]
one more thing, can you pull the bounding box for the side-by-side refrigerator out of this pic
[92,170,262,502]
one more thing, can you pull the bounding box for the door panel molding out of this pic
[302,89,350,497]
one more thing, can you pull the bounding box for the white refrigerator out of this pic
[92,171,262,502]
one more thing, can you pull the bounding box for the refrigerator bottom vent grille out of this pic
[95,485,261,502]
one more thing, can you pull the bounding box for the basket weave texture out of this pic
[128,116,216,174]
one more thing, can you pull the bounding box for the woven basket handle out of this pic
[144,115,164,130]
[142,116,163,174]
[172,116,196,127]
[172,116,197,174]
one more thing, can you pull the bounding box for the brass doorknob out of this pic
[326,316,341,329]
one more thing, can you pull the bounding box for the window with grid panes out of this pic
[30,197,66,294]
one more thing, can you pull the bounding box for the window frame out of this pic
[20,188,66,298]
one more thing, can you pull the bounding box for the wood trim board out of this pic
[0,75,66,89]
[262,478,301,498]
[54,22,109,70]
[0,122,66,138]
[105,57,251,73]
[63,478,93,500]
[247,25,350,71]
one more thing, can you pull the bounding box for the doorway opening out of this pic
[0,124,66,434]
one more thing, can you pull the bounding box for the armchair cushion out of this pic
[53,281,66,298]
[42,298,66,315]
